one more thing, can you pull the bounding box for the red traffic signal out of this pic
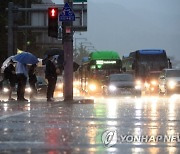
[48,8,58,38]
[48,8,58,17]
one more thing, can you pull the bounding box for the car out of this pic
[102,73,141,96]
[1,76,47,97]
[54,76,80,97]
[158,69,180,96]
[144,71,161,95]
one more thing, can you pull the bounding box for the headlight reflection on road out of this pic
[3,103,8,111]
[106,98,118,126]
[134,97,144,124]
[87,121,97,145]
[24,103,31,111]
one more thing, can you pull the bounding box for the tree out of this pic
[74,43,90,64]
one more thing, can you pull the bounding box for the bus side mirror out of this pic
[168,58,172,68]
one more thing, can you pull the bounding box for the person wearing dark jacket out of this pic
[45,55,57,101]
[28,64,37,99]
[3,60,17,101]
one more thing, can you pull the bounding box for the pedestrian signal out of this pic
[48,8,58,38]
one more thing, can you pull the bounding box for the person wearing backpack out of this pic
[3,60,17,101]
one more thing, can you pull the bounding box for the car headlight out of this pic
[151,80,157,86]
[73,81,79,86]
[3,87,9,93]
[89,84,96,91]
[136,80,142,85]
[168,80,177,89]
[135,85,141,90]
[108,85,117,91]
[25,87,32,93]
[57,83,63,89]
[144,82,150,88]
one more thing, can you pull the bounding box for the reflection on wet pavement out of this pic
[0,96,180,153]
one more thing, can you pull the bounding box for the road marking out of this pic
[0,111,30,120]
[0,141,45,144]
[0,103,63,120]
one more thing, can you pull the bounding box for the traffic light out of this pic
[48,8,58,38]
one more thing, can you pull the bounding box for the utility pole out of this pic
[63,0,74,101]
[8,2,14,57]
[24,0,28,51]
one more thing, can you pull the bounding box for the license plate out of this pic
[121,91,131,95]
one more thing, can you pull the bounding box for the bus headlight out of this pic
[109,85,117,91]
[89,84,96,91]
[168,80,176,89]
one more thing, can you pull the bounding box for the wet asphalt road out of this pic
[0,95,180,154]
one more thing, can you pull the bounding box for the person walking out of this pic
[28,64,37,99]
[45,55,57,102]
[16,62,28,101]
[3,60,17,101]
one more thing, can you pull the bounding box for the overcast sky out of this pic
[52,0,180,60]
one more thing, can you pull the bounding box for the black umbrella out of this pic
[42,48,64,65]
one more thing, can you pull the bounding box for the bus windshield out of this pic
[139,54,167,62]
[110,74,134,82]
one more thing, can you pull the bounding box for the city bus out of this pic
[78,51,122,95]
[122,49,172,93]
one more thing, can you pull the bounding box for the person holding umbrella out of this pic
[16,62,28,101]
[13,52,39,101]
[45,55,57,102]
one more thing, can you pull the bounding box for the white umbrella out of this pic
[1,56,15,72]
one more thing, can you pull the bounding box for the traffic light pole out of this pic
[63,0,74,101]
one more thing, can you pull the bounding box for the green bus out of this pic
[78,51,122,95]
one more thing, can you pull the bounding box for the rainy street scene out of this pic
[0,0,180,153]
